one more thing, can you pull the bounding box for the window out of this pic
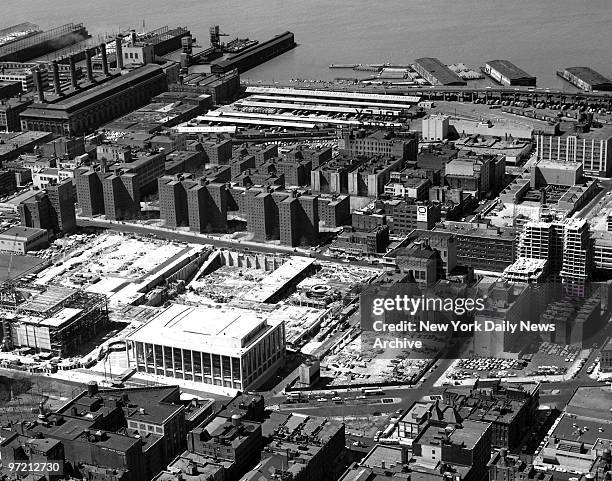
[213,355,221,377]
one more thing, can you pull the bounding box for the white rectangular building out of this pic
[0,226,49,253]
[126,303,285,394]
[422,115,449,141]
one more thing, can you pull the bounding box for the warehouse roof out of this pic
[414,57,467,86]
[564,67,612,87]
[486,60,535,81]
[212,31,294,70]
[21,64,163,117]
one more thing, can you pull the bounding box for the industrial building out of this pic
[0,130,54,164]
[245,86,420,108]
[188,86,419,131]
[0,98,30,130]
[170,69,241,104]
[483,60,536,86]
[126,303,286,394]
[210,31,296,74]
[444,154,506,199]
[422,114,450,141]
[557,66,612,92]
[338,128,418,162]
[413,57,467,86]
[20,63,168,136]
[0,225,49,254]
[102,92,210,134]
[331,225,389,256]
[434,221,518,272]
[0,285,108,355]
[0,23,90,62]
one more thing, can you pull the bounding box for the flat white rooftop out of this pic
[196,113,316,129]
[238,99,403,115]
[504,257,548,273]
[248,94,415,110]
[19,307,83,329]
[127,303,283,355]
[173,125,237,134]
[244,257,315,303]
[202,110,404,128]
[537,160,583,171]
[245,86,421,103]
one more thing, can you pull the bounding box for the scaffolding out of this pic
[1,285,108,356]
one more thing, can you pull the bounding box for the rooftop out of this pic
[564,67,612,87]
[127,303,282,355]
[414,57,467,86]
[566,386,612,421]
[21,64,163,116]
[0,225,47,240]
[486,60,535,81]
[243,257,314,303]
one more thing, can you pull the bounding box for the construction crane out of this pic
[209,25,228,51]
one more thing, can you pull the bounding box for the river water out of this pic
[5,0,612,87]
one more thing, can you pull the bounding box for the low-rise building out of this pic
[0,225,49,253]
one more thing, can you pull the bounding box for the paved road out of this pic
[274,338,610,418]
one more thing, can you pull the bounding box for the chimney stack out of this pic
[115,37,124,70]
[100,43,109,76]
[51,60,62,95]
[85,49,95,83]
[69,56,78,89]
[33,69,45,103]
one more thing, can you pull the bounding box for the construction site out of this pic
[33,233,210,307]
[0,283,108,357]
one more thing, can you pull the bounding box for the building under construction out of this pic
[0,23,90,62]
[0,284,108,356]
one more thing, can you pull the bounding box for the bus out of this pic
[361,387,385,396]
[285,392,306,403]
